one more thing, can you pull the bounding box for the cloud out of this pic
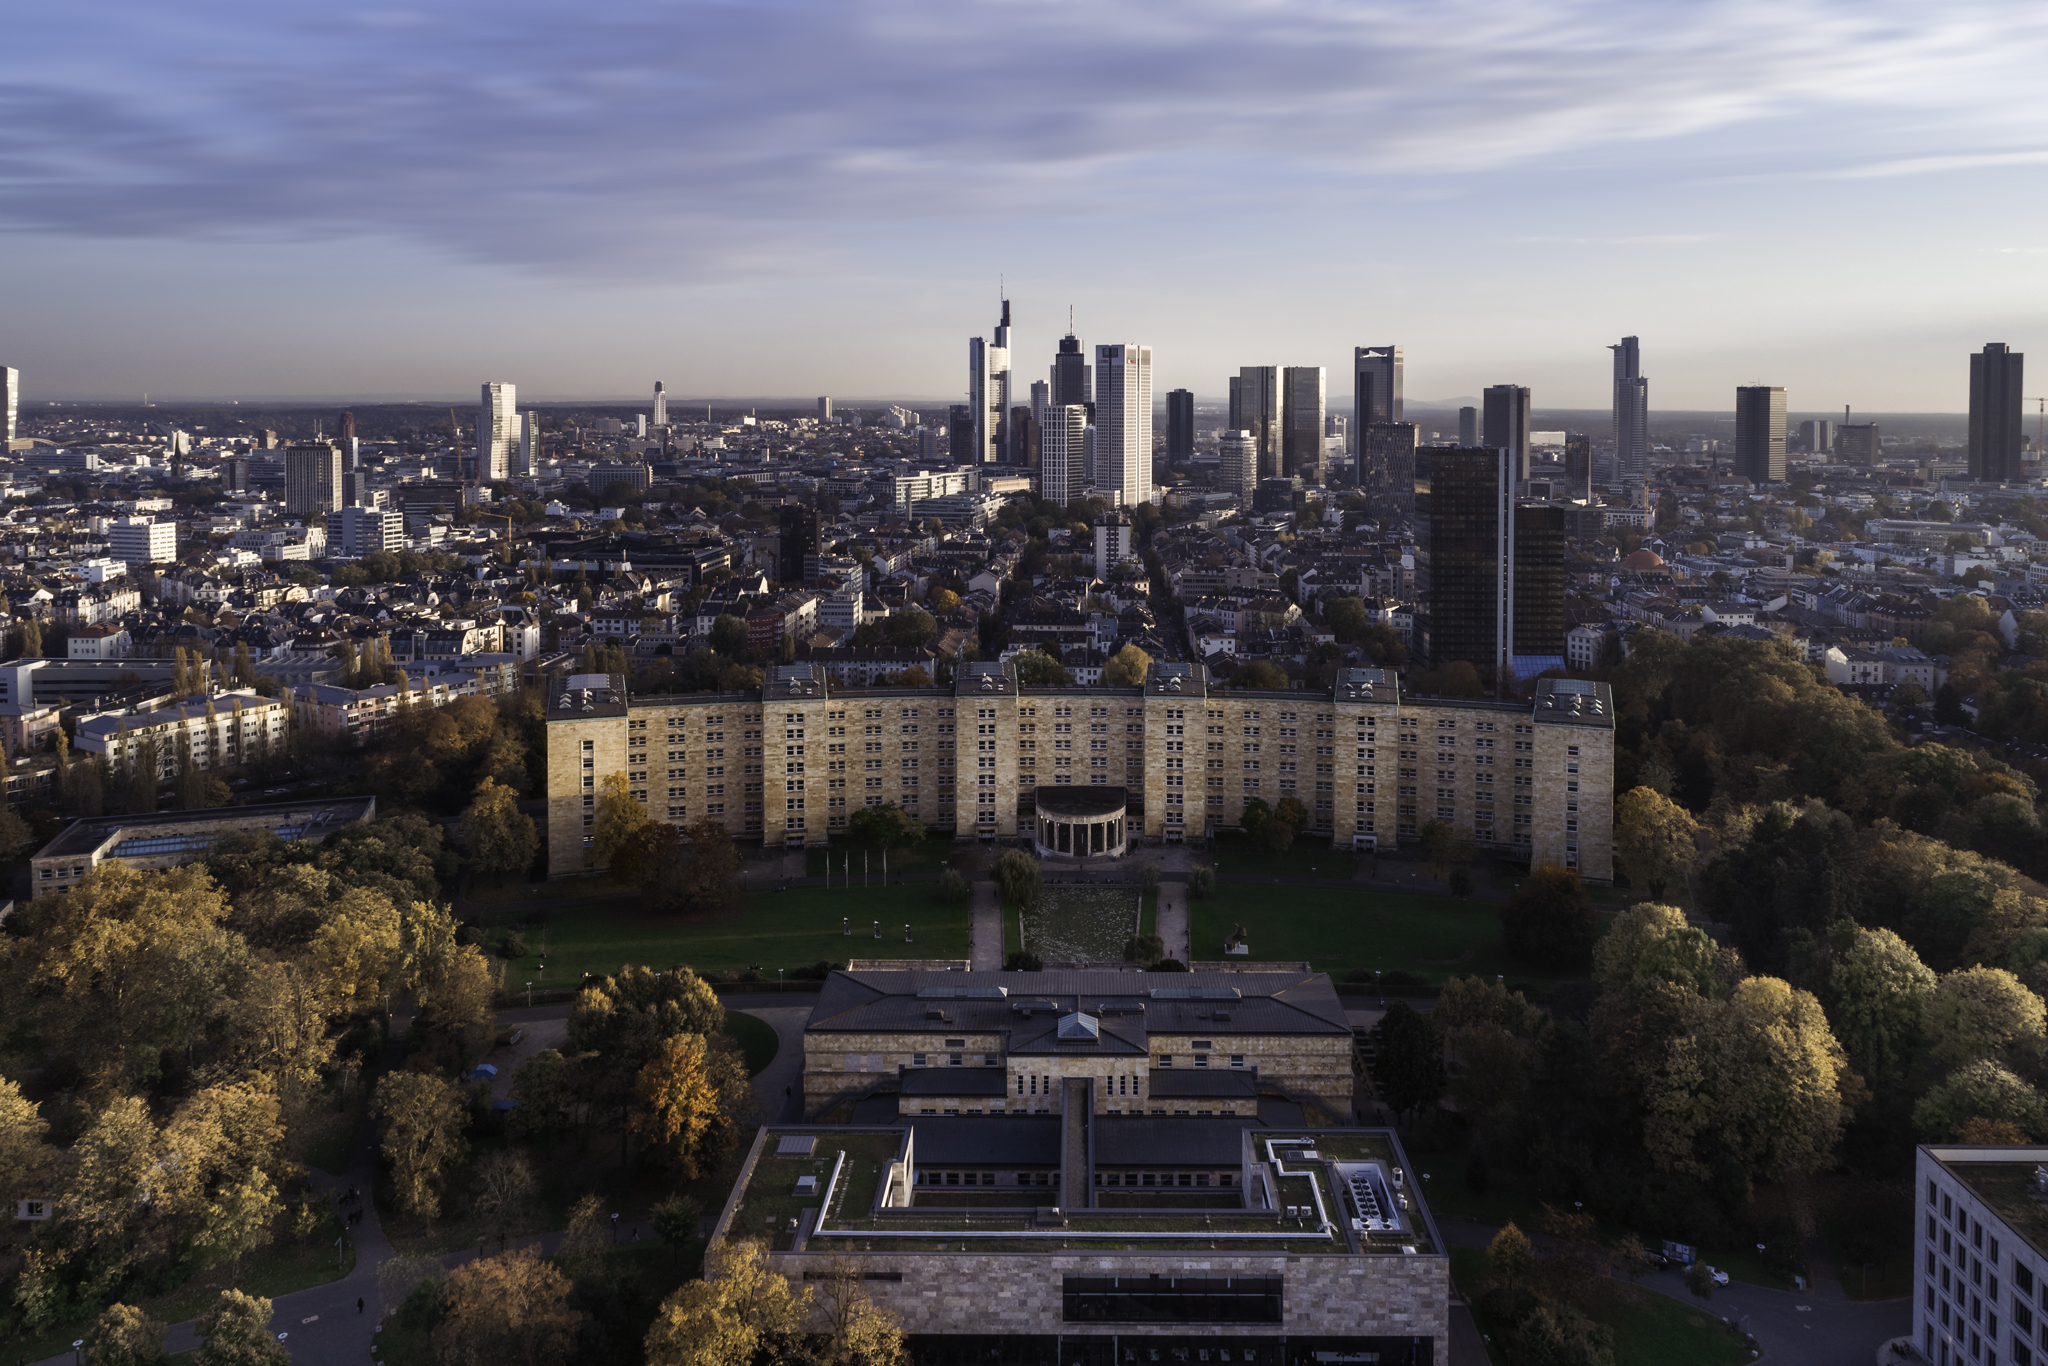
[2,1,2046,278]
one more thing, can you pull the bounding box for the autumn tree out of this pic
[813,1257,911,1366]
[462,777,538,879]
[591,771,650,870]
[644,819,743,919]
[1926,966,2048,1071]
[195,1290,288,1366]
[1487,1222,1536,1298]
[644,1239,811,1366]
[1499,864,1600,970]
[0,1075,56,1221]
[84,1301,169,1366]
[471,1150,540,1242]
[1614,786,1700,900]
[1227,659,1289,689]
[431,1249,584,1366]
[372,1071,467,1218]
[509,1048,577,1141]
[1101,643,1153,687]
[1915,1060,2048,1141]
[632,1033,755,1177]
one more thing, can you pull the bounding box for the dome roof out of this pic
[1621,548,1666,570]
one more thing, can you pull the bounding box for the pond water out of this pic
[1018,883,1144,964]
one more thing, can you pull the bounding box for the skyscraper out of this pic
[1970,343,2025,482]
[2,366,17,445]
[1610,337,1649,482]
[1230,366,1279,479]
[776,504,819,585]
[818,396,833,424]
[1352,346,1403,453]
[1217,430,1259,501]
[1482,385,1532,480]
[1009,406,1040,470]
[520,412,540,476]
[1734,386,1787,483]
[1457,407,1478,446]
[1029,380,1050,427]
[1415,448,1564,692]
[968,299,1013,465]
[1282,367,1326,483]
[337,409,356,443]
[653,382,667,428]
[478,382,517,482]
[285,440,344,516]
[1051,329,1091,416]
[1362,423,1418,517]
[1040,404,1088,507]
[947,405,974,463]
[1798,419,1835,454]
[1564,433,1592,501]
[1166,388,1195,462]
[1094,344,1152,507]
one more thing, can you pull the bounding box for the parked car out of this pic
[1703,1266,1730,1286]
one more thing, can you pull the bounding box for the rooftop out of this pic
[1930,1146,2048,1258]
[33,795,379,861]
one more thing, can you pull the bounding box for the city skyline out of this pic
[5,4,2048,405]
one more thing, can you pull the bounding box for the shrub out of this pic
[1005,951,1044,972]
[938,867,971,906]
[1189,866,1215,898]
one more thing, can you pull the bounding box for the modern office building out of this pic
[1052,329,1092,418]
[284,440,344,516]
[1353,346,1404,454]
[1734,386,1787,484]
[819,396,833,424]
[1040,404,1089,508]
[652,381,667,429]
[1912,1143,2048,1366]
[2,366,16,445]
[327,505,406,557]
[1798,418,1834,454]
[1563,433,1592,501]
[1230,367,1280,481]
[337,410,356,443]
[544,660,1613,875]
[478,381,518,482]
[777,504,819,585]
[969,301,1013,465]
[590,462,652,496]
[1360,423,1418,517]
[1415,448,1565,690]
[947,405,974,463]
[1610,337,1649,481]
[1166,388,1195,462]
[1970,343,2025,482]
[1009,406,1041,471]
[1218,430,1259,501]
[1283,367,1326,484]
[519,412,540,477]
[107,518,177,566]
[1456,407,1478,447]
[1481,385,1532,481]
[1836,423,1881,465]
[1095,344,1152,506]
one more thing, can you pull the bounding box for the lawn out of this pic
[1191,883,1571,989]
[724,1009,780,1075]
[1205,831,1358,880]
[496,883,970,985]
[1450,1247,1752,1366]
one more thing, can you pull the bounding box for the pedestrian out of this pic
[357,1297,365,1315]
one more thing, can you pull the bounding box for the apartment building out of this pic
[72,691,290,776]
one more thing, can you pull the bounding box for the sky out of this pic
[6,1,2048,409]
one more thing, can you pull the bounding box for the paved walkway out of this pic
[1154,882,1190,963]
[970,879,1002,970]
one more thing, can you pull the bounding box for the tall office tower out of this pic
[519,412,540,476]
[1051,329,1091,416]
[478,382,518,481]
[1040,404,1088,507]
[1971,343,2025,482]
[776,504,819,584]
[1082,426,1097,485]
[1798,419,1835,454]
[1457,407,1478,446]
[1095,344,1152,506]
[1609,336,1649,481]
[947,405,974,462]
[1482,384,1533,480]
[1282,367,1327,483]
[1166,388,1195,462]
[1009,406,1041,470]
[224,457,251,493]
[1094,512,1133,579]
[2,366,17,444]
[1029,379,1050,426]
[1218,430,1259,500]
[818,396,833,424]
[1837,423,1881,463]
[1230,366,1280,478]
[284,440,344,516]
[916,429,940,463]
[1362,423,1418,516]
[1564,433,1592,500]
[968,299,1013,464]
[337,410,356,443]
[1352,346,1403,453]
[1326,413,1349,457]
[1415,448,1565,692]
[1734,386,1788,483]
[653,382,667,428]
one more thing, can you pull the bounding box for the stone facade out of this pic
[546,661,1614,880]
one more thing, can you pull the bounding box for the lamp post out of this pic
[611,1212,621,1245]
[777,967,784,990]
[525,980,533,1008]
[904,922,912,943]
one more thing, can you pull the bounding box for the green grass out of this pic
[1207,831,1357,880]
[1192,883,1571,988]
[495,884,970,984]
[724,1009,779,1076]
[1450,1247,1751,1366]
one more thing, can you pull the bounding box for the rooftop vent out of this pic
[1057,1011,1100,1042]
[918,986,1009,1000]
[1148,987,1242,1001]
[776,1135,817,1156]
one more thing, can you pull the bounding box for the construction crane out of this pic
[449,407,465,484]
[2029,398,2048,461]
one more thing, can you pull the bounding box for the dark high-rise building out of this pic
[1563,432,1592,501]
[1970,343,2025,482]
[1282,367,1326,483]
[947,404,974,463]
[1734,386,1787,483]
[777,504,819,585]
[1482,384,1532,480]
[1052,330,1092,419]
[1352,346,1403,455]
[1836,423,1880,464]
[1457,406,1478,446]
[1230,366,1279,479]
[1416,448,1563,692]
[1009,406,1040,470]
[338,410,357,443]
[1361,422,1417,516]
[1165,388,1195,461]
[1610,337,1648,481]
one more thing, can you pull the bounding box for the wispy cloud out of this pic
[1,1,2045,278]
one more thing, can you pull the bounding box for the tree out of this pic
[1010,649,1072,686]
[709,614,749,657]
[1227,659,1289,689]
[1407,661,1485,697]
[1487,1222,1536,1298]
[1914,1059,2048,1141]
[632,1033,753,1177]
[651,1192,705,1262]
[0,1075,55,1220]
[471,1150,539,1241]
[1613,786,1700,900]
[509,1048,576,1140]
[1369,1001,1445,1125]
[1612,1233,1659,1287]
[644,819,743,919]
[993,848,1041,911]
[812,1258,911,1366]
[844,803,925,855]
[557,1193,612,1261]
[1500,865,1600,970]
[462,778,538,879]
[644,1239,811,1366]
[431,1249,585,1366]
[1416,819,1475,881]
[1925,966,2047,1071]
[372,1070,467,1218]
[1101,643,1153,687]
[1683,1260,1717,1309]
[1324,596,1370,643]
[591,771,649,871]
[85,1302,169,1366]
[1828,925,1935,1083]
[195,1290,288,1366]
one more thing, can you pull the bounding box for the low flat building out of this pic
[30,795,377,896]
